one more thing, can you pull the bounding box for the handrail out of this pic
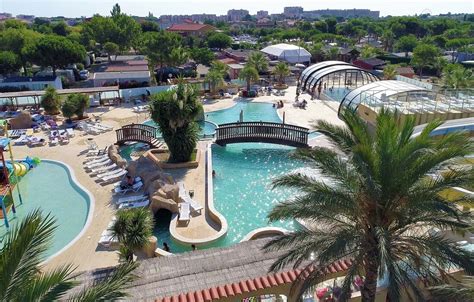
[115,124,160,147]
[215,122,309,148]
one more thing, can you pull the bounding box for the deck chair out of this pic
[178,203,191,222]
[90,163,118,174]
[116,194,147,205]
[114,181,143,195]
[99,169,127,182]
[178,182,203,214]
[118,199,150,210]
[85,158,111,169]
[66,128,75,137]
[14,135,29,145]
[97,168,124,179]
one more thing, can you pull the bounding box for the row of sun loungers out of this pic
[77,121,113,135]
[83,154,128,183]
[178,182,203,223]
[133,105,149,113]
[114,193,149,210]
[14,135,47,147]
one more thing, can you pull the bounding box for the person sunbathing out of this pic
[120,175,134,189]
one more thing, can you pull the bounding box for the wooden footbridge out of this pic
[115,124,161,148]
[215,122,309,148]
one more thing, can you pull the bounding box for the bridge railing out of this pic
[116,123,158,145]
[216,122,309,146]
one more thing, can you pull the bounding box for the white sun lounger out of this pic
[95,123,113,131]
[85,159,112,169]
[14,135,29,145]
[85,155,109,164]
[49,136,59,146]
[178,203,191,222]
[66,128,75,137]
[90,163,118,174]
[100,169,127,182]
[114,181,143,195]
[97,168,124,179]
[178,182,203,214]
[98,230,118,247]
[116,194,147,205]
[118,199,150,210]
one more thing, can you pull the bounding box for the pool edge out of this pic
[38,159,95,266]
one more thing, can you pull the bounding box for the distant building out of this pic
[353,58,386,71]
[167,23,216,37]
[304,9,379,19]
[338,48,360,62]
[0,13,12,20]
[395,66,415,78]
[15,14,35,22]
[92,71,151,88]
[227,9,249,22]
[256,18,274,28]
[256,10,269,19]
[224,49,254,63]
[283,7,303,18]
[0,76,62,91]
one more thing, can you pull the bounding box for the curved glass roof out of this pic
[306,66,376,91]
[339,80,432,114]
[300,61,350,89]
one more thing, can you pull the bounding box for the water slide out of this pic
[1,157,41,177]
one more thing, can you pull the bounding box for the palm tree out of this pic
[383,64,398,80]
[111,208,154,262]
[273,62,290,86]
[0,210,138,301]
[265,109,474,302]
[247,52,268,74]
[429,276,474,301]
[443,64,474,89]
[238,65,259,92]
[205,69,224,95]
[169,47,189,67]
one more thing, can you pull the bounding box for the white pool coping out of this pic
[36,159,95,266]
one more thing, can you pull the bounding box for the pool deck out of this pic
[8,85,343,271]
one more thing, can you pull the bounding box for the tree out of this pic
[360,45,379,59]
[395,34,418,57]
[81,15,118,46]
[205,70,224,95]
[239,65,259,92]
[325,47,339,60]
[190,48,215,66]
[0,51,21,76]
[61,98,76,122]
[383,64,398,80]
[206,32,232,50]
[442,64,474,89]
[150,83,203,162]
[51,21,69,36]
[169,47,189,67]
[41,87,61,115]
[0,210,138,301]
[265,109,474,302]
[67,93,89,119]
[432,56,448,77]
[26,35,85,77]
[0,28,40,75]
[140,31,181,81]
[110,3,122,18]
[429,276,474,301]
[141,20,159,32]
[309,42,325,62]
[111,208,154,262]
[247,52,268,74]
[103,42,119,62]
[273,62,290,85]
[381,30,395,52]
[411,43,439,77]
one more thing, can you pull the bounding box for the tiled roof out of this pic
[69,239,352,301]
[155,259,353,302]
[168,23,214,32]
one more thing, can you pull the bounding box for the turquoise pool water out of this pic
[323,87,351,102]
[152,102,316,253]
[143,120,217,138]
[0,161,91,259]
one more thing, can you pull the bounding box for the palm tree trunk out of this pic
[361,242,380,302]
[247,80,250,92]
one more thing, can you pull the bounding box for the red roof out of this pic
[155,259,353,302]
[167,23,214,32]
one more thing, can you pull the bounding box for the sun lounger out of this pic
[27,136,46,147]
[49,136,59,146]
[14,135,29,145]
[85,156,110,165]
[90,163,118,174]
[84,154,108,163]
[178,203,191,222]
[99,169,127,182]
[114,181,143,195]
[118,199,150,210]
[98,230,118,247]
[97,168,124,179]
[116,194,147,205]
[178,182,203,214]
[94,123,113,131]
[86,159,112,170]
[66,128,75,137]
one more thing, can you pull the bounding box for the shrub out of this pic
[41,87,61,115]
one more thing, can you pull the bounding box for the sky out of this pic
[0,0,472,18]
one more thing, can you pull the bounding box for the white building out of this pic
[0,76,62,91]
[92,71,151,87]
[261,44,311,64]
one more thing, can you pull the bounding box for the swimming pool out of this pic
[323,87,352,102]
[0,160,92,260]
